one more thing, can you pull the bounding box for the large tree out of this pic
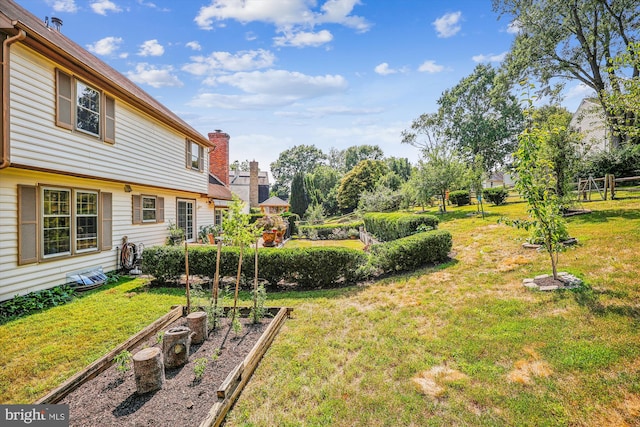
[343,145,385,171]
[270,145,325,198]
[493,0,640,147]
[336,159,388,212]
[289,172,309,218]
[436,63,525,172]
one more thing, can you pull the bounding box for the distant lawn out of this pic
[284,238,365,250]
[1,195,640,427]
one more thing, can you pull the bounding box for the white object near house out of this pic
[570,98,610,154]
[0,0,232,301]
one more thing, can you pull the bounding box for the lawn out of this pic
[1,193,639,426]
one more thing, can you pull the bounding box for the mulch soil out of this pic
[61,315,270,427]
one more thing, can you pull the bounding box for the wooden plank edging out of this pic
[199,307,292,427]
[35,305,184,404]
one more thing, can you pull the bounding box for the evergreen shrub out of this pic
[363,212,439,242]
[483,187,509,205]
[370,230,452,273]
[448,190,470,206]
[298,221,364,240]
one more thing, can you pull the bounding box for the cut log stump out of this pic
[187,311,208,344]
[133,347,164,394]
[163,326,193,368]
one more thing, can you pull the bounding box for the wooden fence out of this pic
[577,174,640,201]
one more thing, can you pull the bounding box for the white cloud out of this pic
[274,29,333,47]
[182,49,275,76]
[433,11,462,38]
[90,0,122,15]
[86,36,124,56]
[189,69,348,109]
[46,0,77,13]
[565,83,595,101]
[506,20,521,34]
[138,39,165,57]
[194,0,370,32]
[374,63,397,75]
[418,60,444,73]
[216,70,347,96]
[126,63,183,88]
[186,41,202,51]
[472,51,507,63]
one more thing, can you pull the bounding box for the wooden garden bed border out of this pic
[199,306,293,427]
[34,304,293,427]
[35,305,184,404]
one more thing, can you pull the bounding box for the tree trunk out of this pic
[133,347,164,394]
[163,326,193,368]
[186,311,207,344]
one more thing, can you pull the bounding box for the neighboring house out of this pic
[229,161,270,214]
[0,1,230,301]
[570,97,610,154]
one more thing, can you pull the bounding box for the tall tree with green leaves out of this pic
[343,145,385,171]
[435,63,525,172]
[336,159,388,212]
[289,172,309,218]
[493,0,640,147]
[270,145,325,198]
[418,144,468,213]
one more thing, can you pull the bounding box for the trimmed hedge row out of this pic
[142,245,366,288]
[363,212,439,242]
[142,229,452,288]
[370,230,452,273]
[298,221,364,240]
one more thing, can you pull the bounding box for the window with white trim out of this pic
[185,139,204,171]
[42,187,99,258]
[142,196,157,222]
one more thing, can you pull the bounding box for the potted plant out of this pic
[348,228,359,240]
[198,224,220,244]
[166,221,184,246]
[256,215,285,247]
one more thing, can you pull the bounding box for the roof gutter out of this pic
[0,28,26,170]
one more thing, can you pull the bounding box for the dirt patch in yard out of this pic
[61,315,270,427]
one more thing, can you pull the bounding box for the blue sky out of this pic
[25,0,593,170]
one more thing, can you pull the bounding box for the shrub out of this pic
[370,230,452,273]
[483,187,509,205]
[143,245,367,288]
[363,212,439,242]
[448,190,470,206]
[298,221,364,240]
[0,284,76,323]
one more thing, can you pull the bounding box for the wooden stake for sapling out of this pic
[185,240,191,312]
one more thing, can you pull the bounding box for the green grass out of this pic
[1,193,640,426]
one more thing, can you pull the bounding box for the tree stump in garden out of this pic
[163,326,193,368]
[132,347,164,394]
[187,311,207,344]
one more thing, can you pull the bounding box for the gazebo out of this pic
[259,196,290,215]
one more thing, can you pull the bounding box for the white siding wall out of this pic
[9,44,209,194]
[0,154,214,302]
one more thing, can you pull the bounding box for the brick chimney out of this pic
[208,130,229,186]
[249,161,259,208]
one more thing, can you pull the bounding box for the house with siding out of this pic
[0,0,231,301]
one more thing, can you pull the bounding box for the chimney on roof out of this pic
[249,161,259,208]
[51,17,63,32]
[208,130,230,186]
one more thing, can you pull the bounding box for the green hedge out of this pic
[448,190,470,206]
[363,212,439,242]
[298,221,363,240]
[370,230,452,273]
[482,187,509,205]
[142,245,366,288]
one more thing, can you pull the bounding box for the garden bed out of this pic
[36,306,291,427]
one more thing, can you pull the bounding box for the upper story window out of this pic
[76,81,100,136]
[186,139,204,172]
[56,69,115,143]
